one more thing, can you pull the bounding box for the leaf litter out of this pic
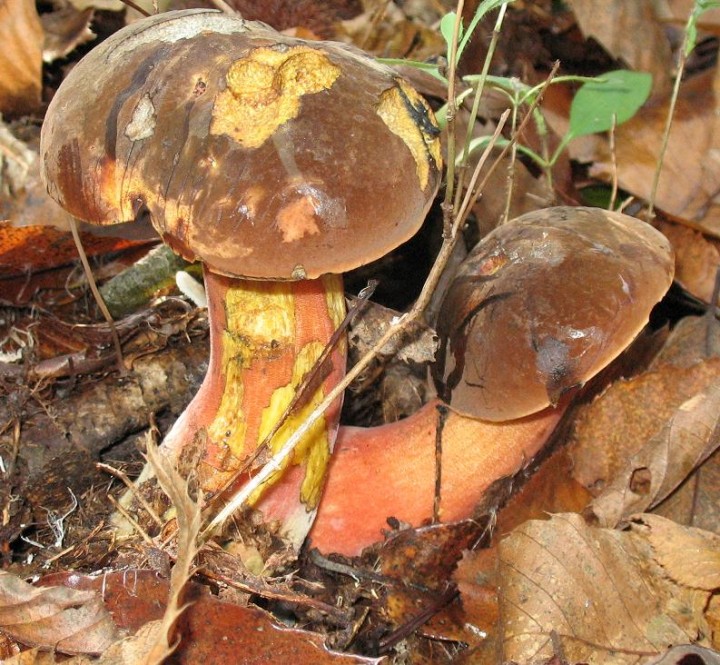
[3,1,720,664]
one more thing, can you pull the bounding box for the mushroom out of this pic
[310,207,674,555]
[40,10,441,548]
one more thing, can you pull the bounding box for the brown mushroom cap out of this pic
[433,207,674,421]
[40,10,441,280]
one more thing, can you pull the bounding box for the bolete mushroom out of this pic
[310,207,674,555]
[40,10,441,548]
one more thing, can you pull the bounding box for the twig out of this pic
[433,404,450,524]
[608,113,618,211]
[107,494,155,546]
[67,215,126,374]
[359,0,393,50]
[98,462,164,528]
[377,585,458,652]
[210,0,236,15]
[648,13,691,219]
[119,0,150,17]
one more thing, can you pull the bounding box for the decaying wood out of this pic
[0,335,208,547]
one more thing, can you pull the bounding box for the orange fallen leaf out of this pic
[0,222,150,279]
[25,570,379,664]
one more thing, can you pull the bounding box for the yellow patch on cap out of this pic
[377,79,442,190]
[211,46,341,149]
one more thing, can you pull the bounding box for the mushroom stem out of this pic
[309,398,565,556]
[159,268,347,545]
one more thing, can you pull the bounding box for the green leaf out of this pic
[377,58,447,82]
[440,12,461,60]
[686,0,720,55]
[457,0,512,61]
[569,70,652,137]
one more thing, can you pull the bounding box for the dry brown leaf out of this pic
[590,67,720,236]
[0,0,43,117]
[496,513,709,664]
[453,547,500,655]
[657,220,720,303]
[337,1,445,61]
[567,0,673,95]
[140,435,203,663]
[347,297,437,364]
[651,315,720,370]
[495,448,593,535]
[635,514,720,591]
[90,620,174,665]
[1,648,62,664]
[0,571,120,655]
[40,7,95,63]
[588,383,720,527]
[568,358,720,493]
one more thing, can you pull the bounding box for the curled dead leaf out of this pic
[0,571,120,655]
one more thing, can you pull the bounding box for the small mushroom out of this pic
[310,207,674,555]
[40,10,441,549]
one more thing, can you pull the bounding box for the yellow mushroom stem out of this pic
[160,268,347,546]
[309,398,565,556]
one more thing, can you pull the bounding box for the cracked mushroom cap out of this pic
[433,207,674,421]
[40,10,441,280]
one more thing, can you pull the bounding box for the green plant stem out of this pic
[453,2,509,216]
[502,85,521,224]
[442,0,465,232]
[647,41,688,220]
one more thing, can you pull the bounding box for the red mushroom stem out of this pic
[156,269,347,545]
[310,398,565,556]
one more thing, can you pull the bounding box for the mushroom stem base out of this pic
[118,270,347,551]
[309,398,564,556]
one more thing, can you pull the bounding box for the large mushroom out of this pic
[40,10,441,549]
[310,207,674,555]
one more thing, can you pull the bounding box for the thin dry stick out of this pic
[359,0,393,50]
[97,462,164,527]
[608,113,618,211]
[119,0,150,16]
[201,112,510,540]
[432,404,449,524]
[209,0,236,15]
[108,494,155,546]
[67,216,125,374]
